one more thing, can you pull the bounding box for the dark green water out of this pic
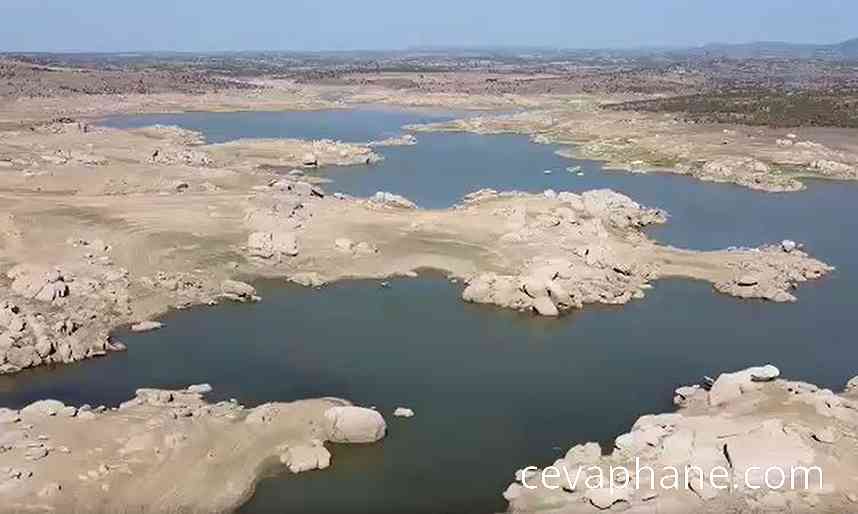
[3,110,856,514]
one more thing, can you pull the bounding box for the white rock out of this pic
[281,444,331,473]
[736,275,759,287]
[324,406,387,443]
[393,407,415,418]
[531,297,559,317]
[21,399,65,417]
[302,153,318,166]
[220,280,257,300]
[187,384,213,395]
[781,240,797,253]
[371,191,417,209]
[289,272,327,288]
[131,321,163,332]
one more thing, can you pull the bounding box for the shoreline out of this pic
[0,90,855,513]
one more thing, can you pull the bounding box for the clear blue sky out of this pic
[1,0,855,52]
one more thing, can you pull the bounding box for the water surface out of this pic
[3,109,855,514]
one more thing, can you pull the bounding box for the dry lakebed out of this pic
[1,100,858,514]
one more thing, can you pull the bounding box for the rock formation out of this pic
[504,366,858,513]
[0,388,385,513]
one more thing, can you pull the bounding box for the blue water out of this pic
[2,109,854,514]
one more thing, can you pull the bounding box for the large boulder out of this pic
[324,406,387,443]
[371,191,417,209]
[131,321,163,333]
[5,345,40,369]
[21,399,66,418]
[281,444,331,473]
[220,280,257,301]
[709,365,780,406]
[8,266,69,303]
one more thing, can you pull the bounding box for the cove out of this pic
[0,109,850,513]
[1,275,856,514]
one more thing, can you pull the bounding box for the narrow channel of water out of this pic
[3,109,854,514]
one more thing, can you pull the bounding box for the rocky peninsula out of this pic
[504,367,858,513]
[409,109,858,193]
[0,116,833,375]
[0,386,386,513]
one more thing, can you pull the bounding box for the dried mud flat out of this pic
[0,74,856,512]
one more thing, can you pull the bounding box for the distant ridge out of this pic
[687,37,858,59]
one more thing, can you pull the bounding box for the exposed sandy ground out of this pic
[0,116,832,376]
[0,388,386,514]
[0,81,853,513]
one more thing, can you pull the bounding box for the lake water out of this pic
[4,110,857,514]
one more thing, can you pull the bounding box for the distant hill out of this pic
[685,37,858,59]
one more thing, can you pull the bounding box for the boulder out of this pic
[371,191,417,209]
[220,280,257,301]
[131,321,163,333]
[531,297,559,317]
[21,399,66,417]
[393,407,415,418]
[709,365,779,406]
[8,266,70,303]
[736,275,759,287]
[288,272,327,288]
[302,153,318,167]
[324,406,387,443]
[781,240,797,253]
[187,384,213,395]
[281,444,331,473]
[5,346,40,369]
[749,364,780,382]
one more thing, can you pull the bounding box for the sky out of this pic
[1,0,856,53]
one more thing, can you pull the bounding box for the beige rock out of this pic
[281,444,331,473]
[324,406,387,443]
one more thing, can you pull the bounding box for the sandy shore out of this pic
[0,87,853,512]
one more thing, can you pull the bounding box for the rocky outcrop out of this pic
[0,389,385,514]
[130,320,163,332]
[367,134,417,147]
[713,244,832,302]
[1,263,129,375]
[220,279,258,302]
[681,157,805,192]
[203,138,382,170]
[323,406,387,443]
[462,254,656,316]
[369,191,417,209]
[504,367,858,514]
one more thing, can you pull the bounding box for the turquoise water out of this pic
[2,110,855,514]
